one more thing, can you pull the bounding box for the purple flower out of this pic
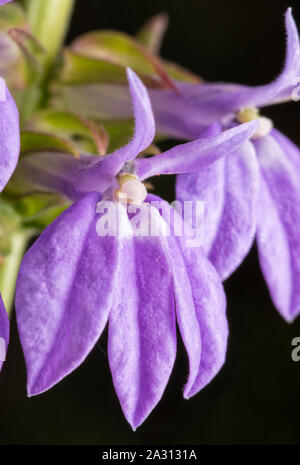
[15,69,257,429]
[150,9,300,322]
[0,76,20,372]
[0,80,20,191]
[0,294,9,371]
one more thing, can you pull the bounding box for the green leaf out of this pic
[67,30,178,91]
[55,29,201,100]
[102,119,134,152]
[164,60,203,83]
[21,130,79,158]
[26,110,109,155]
[58,49,161,87]
[9,191,69,229]
[0,3,27,30]
[0,199,21,255]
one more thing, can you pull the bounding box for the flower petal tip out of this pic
[281,309,299,324]
[27,384,41,398]
[126,67,141,91]
[284,7,298,37]
[286,7,293,20]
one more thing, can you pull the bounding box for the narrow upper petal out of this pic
[0,82,20,192]
[108,204,176,429]
[0,294,9,373]
[20,69,155,199]
[15,192,118,395]
[136,121,258,179]
[0,1,13,5]
[148,82,249,137]
[146,9,300,137]
[177,140,260,281]
[255,131,300,321]
[76,68,155,193]
[237,8,300,107]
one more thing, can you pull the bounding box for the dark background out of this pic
[1,0,300,445]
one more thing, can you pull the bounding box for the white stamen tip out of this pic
[251,116,273,139]
[117,180,147,206]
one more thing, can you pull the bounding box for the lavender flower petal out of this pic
[271,128,300,172]
[230,8,300,108]
[20,69,155,199]
[0,84,20,192]
[177,140,260,280]
[136,121,258,179]
[76,68,155,193]
[176,241,227,397]
[145,197,228,400]
[176,158,226,254]
[167,232,227,398]
[255,132,300,321]
[147,9,299,137]
[0,294,9,373]
[15,192,119,396]
[108,205,176,430]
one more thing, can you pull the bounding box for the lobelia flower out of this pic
[148,8,300,322]
[0,295,9,372]
[15,68,257,429]
[0,71,20,372]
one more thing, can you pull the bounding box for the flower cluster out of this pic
[0,1,299,429]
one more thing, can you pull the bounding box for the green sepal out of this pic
[21,130,79,158]
[25,109,109,155]
[136,13,169,54]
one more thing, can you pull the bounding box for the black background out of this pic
[1,0,300,445]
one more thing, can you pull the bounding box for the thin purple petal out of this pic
[0,83,20,191]
[19,69,155,199]
[255,132,300,321]
[76,68,155,193]
[108,205,176,430]
[0,294,9,373]
[136,121,258,179]
[176,157,226,254]
[177,242,228,397]
[177,140,260,280]
[146,197,228,400]
[147,9,300,137]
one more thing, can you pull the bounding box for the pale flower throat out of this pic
[115,173,148,206]
[237,107,273,139]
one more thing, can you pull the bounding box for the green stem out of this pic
[26,0,75,71]
[21,0,75,122]
[0,230,33,316]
